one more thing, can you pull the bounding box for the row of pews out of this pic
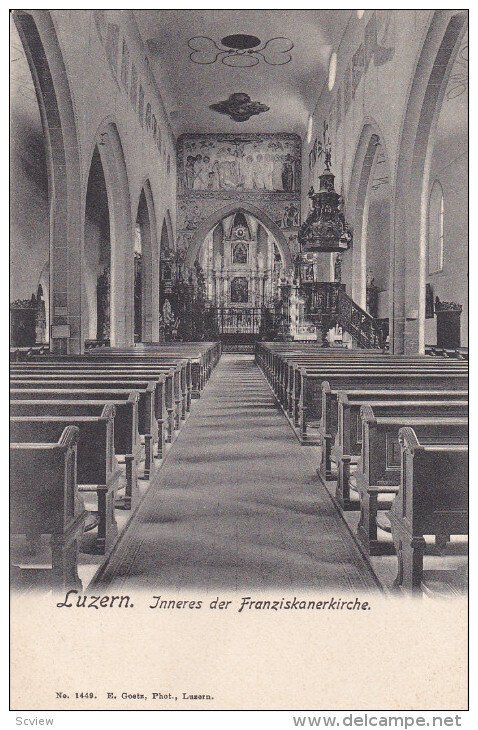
[256,342,468,595]
[10,341,221,592]
[425,345,468,359]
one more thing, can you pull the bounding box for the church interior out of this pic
[10,9,468,597]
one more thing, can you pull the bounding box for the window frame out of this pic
[427,179,445,275]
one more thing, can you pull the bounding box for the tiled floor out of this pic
[93,355,380,593]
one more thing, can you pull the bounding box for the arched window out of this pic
[428,180,444,273]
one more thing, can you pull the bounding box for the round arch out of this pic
[84,119,133,346]
[13,10,82,353]
[392,9,467,354]
[185,203,293,271]
[346,120,392,312]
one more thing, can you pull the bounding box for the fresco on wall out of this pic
[178,134,301,193]
[177,133,301,267]
[364,11,395,69]
[281,203,300,229]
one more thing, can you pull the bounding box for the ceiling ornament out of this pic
[188,34,293,67]
[209,93,269,122]
[446,41,468,100]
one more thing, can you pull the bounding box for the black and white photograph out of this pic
[9,7,469,717]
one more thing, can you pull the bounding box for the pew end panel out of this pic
[317,381,339,480]
[10,426,86,591]
[298,370,323,444]
[191,361,201,399]
[332,392,359,510]
[356,408,468,557]
[11,408,121,556]
[389,428,468,594]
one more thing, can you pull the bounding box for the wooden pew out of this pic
[16,361,184,437]
[298,370,468,443]
[255,344,467,413]
[26,341,221,400]
[286,358,466,418]
[389,427,468,594]
[11,404,121,554]
[105,341,222,392]
[265,352,466,416]
[94,341,222,391]
[74,345,208,398]
[354,406,467,555]
[13,361,181,437]
[321,384,468,483]
[331,390,468,507]
[283,356,448,408]
[11,397,141,509]
[255,342,466,398]
[10,425,86,590]
[11,369,168,427]
[10,379,158,477]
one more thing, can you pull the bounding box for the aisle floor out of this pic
[94,355,379,593]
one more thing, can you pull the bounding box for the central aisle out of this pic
[94,355,379,592]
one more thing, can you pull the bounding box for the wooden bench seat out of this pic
[20,357,192,426]
[27,341,220,398]
[389,427,468,594]
[321,384,468,481]
[10,425,86,591]
[354,407,467,556]
[259,346,467,405]
[11,397,141,509]
[256,343,467,406]
[10,375,159,460]
[11,371,168,435]
[11,405,121,555]
[297,370,468,442]
[284,358,467,415]
[11,384,156,479]
[105,341,222,382]
[269,356,466,414]
[12,364,181,442]
[77,343,219,397]
[331,394,468,506]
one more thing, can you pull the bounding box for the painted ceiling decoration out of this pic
[133,10,351,135]
[210,93,270,123]
[188,34,294,67]
[446,35,468,100]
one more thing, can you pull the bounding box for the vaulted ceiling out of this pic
[133,10,352,137]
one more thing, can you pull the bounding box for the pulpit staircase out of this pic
[296,282,388,350]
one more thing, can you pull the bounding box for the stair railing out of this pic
[336,288,386,350]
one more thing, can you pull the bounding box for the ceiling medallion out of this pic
[188,34,294,67]
[209,93,269,122]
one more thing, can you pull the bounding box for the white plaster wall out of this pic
[303,10,467,350]
[425,37,468,346]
